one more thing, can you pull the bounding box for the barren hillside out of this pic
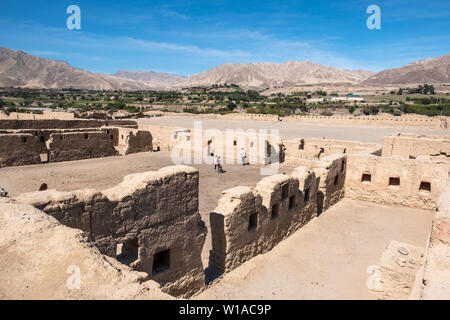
[177,61,375,89]
[363,53,450,85]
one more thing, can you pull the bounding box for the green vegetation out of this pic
[0,83,448,117]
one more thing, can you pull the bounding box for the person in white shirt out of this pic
[216,156,223,173]
[214,155,218,171]
[241,147,246,166]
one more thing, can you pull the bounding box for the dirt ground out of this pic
[0,151,296,267]
[138,116,449,143]
[195,199,432,300]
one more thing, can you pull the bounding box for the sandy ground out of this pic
[195,199,432,299]
[0,151,295,267]
[138,116,449,143]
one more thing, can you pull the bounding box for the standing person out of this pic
[241,147,246,166]
[214,155,218,171]
[217,156,223,173]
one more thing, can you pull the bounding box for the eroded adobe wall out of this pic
[0,126,152,167]
[314,154,347,213]
[46,131,119,162]
[16,166,207,297]
[139,125,180,152]
[104,119,139,128]
[209,154,346,274]
[114,128,153,155]
[0,119,103,130]
[209,170,317,273]
[283,138,377,163]
[345,153,450,210]
[382,134,450,159]
[0,119,138,130]
[0,133,47,167]
[420,177,450,299]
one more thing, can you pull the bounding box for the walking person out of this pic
[241,147,246,166]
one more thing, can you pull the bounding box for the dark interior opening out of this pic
[334,175,339,186]
[304,188,310,204]
[361,173,372,182]
[389,177,400,186]
[117,238,139,266]
[420,181,431,192]
[84,133,89,139]
[289,195,296,209]
[271,203,279,219]
[153,249,170,275]
[248,213,257,231]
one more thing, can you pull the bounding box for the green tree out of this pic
[349,105,356,114]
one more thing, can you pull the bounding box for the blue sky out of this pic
[0,0,449,75]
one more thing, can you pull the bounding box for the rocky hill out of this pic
[363,53,450,85]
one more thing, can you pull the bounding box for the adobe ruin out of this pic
[0,117,449,299]
[0,119,153,167]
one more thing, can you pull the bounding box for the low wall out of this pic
[0,110,75,120]
[345,153,450,210]
[218,113,279,122]
[382,134,450,158]
[420,177,450,299]
[209,154,346,274]
[16,165,207,297]
[284,114,449,129]
[46,131,119,162]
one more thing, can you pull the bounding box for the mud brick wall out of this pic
[17,165,207,298]
[381,134,450,158]
[345,153,450,210]
[420,177,450,299]
[0,133,47,167]
[46,131,119,162]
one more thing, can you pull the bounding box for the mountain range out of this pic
[0,47,448,90]
[362,53,450,85]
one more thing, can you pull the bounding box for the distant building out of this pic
[307,98,324,104]
[331,97,365,102]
